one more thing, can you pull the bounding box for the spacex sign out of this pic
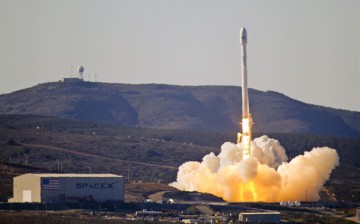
[76,181,118,189]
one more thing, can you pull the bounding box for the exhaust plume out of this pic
[170,135,339,202]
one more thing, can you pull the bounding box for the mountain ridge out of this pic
[0,81,359,139]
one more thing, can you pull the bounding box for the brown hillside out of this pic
[0,82,359,138]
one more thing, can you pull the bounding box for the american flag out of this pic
[42,178,60,190]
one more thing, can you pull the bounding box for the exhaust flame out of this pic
[170,135,339,202]
[238,115,253,158]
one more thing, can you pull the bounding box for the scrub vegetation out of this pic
[0,114,359,206]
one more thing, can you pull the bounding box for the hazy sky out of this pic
[0,0,359,111]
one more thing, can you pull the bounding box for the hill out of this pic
[0,114,359,204]
[0,81,359,139]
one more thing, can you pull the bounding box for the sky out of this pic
[0,0,359,111]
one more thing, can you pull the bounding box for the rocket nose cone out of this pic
[240,27,247,35]
[240,27,247,44]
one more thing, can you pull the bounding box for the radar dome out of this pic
[287,201,294,207]
[78,66,84,73]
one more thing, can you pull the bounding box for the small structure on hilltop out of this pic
[78,65,84,80]
[61,77,83,83]
[61,65,85,83]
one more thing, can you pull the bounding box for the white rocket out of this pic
[238,27,253,157]
[240,27,250,117]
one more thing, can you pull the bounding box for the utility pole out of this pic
[127,169,130,182]
[56,159,60,172]
[24,154,28,166]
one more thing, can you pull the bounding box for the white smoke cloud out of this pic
[170,135,339,202]
[252,136,288,168]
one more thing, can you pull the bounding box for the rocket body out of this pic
[240,28,250,118]
[238,27,253,158]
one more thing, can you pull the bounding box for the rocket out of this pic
[240,27,250,118]
[238,27,253,158]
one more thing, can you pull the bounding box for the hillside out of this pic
[0,82,359,139]
[0,114,359,203]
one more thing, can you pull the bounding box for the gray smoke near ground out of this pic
[170,135,339,202]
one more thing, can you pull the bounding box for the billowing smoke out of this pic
[170,135,339,202]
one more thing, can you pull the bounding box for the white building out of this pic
[60,77,83,83]
[8,173,124,203]
[239,212,281,223]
